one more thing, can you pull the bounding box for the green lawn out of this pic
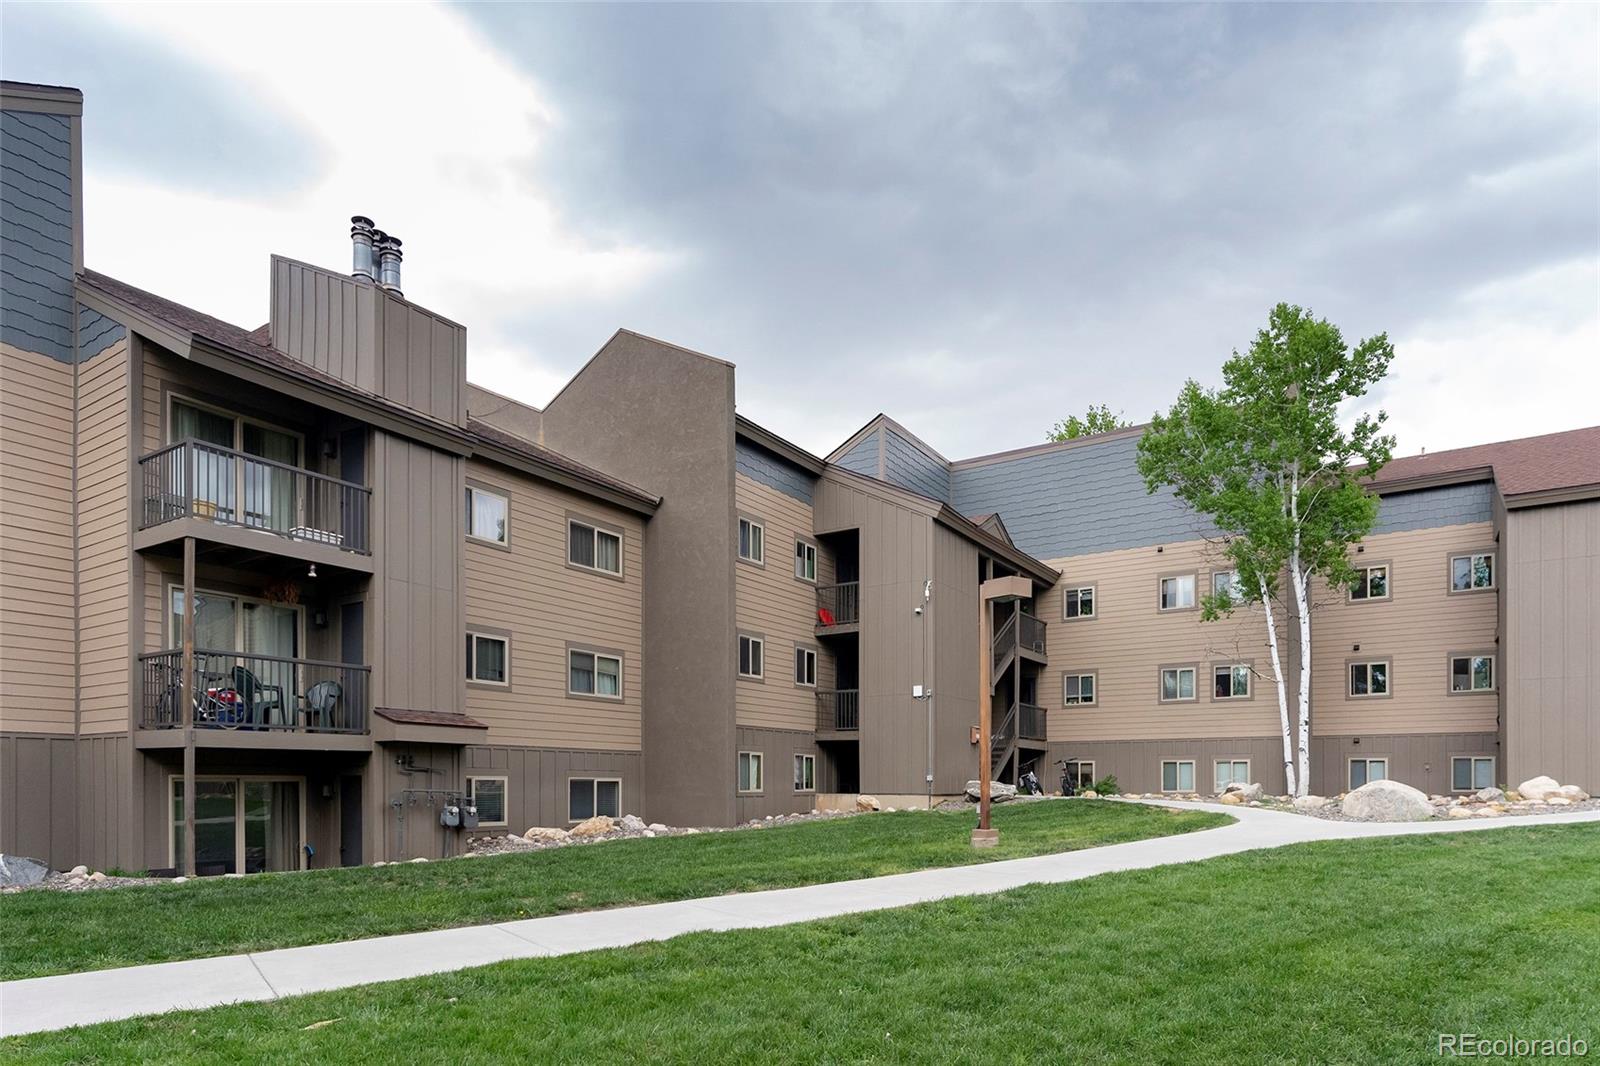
[8,825,1595,1064]
[0,800,1223,980]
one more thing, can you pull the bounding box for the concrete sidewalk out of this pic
[4,802,1596,1038]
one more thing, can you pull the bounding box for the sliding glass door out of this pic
[170,398,301,532]
[172,777,304,874]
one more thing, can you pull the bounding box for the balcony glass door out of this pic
[173,401,236,520]
[172,777,304,874]
[170,398,302,532]
[242,423,299,534]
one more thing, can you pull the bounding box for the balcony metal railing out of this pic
[139,439,372,554]
[816,582,860,628]
[1019,702,1047,742]
[992,611,1047,671]
[816,689,860,732]
[139,649,370,734]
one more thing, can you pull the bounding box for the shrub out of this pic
[1089,774,1120,796]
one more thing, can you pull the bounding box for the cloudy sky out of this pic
[4,2,1596,460]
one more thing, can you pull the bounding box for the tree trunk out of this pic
[1257,577,1296,796]
[1291,561,1312,796]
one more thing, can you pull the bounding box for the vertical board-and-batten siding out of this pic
[1,109,74,362]
[0,344,75,732]
[734,472,834,732]
[463,459,645,751]
[1504,499,1600,790]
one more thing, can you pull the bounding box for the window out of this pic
[568,518,622,576]
[738,517,765,564]
[1063,586,1095,620]
[1212,570,1245,601]
[466,776,507,826]
[1452,756,1495,793]
[1214,760,1251,792]
[168,587,303,659]
[466,632,508,685]
[1450,654,1495,693]
[1450,552,1494,592]
[794,646,817,687]
[167,397,305,533]
[569,778,621,821]
[793,754,816,792]
[1062,672,1096,706]
[170,776,304,874]
[738,634,764,679]
[1063,760,1095,791]
[1159,575,1196,611]
[1349,564,1389,601]
[465,485,509,545]
[1213,664,1251,700]
[1160,666,1197,702]
[568,649,622,698]
[1161,760,1195,792]
[738,751,764,793]
[794,539,818,582]
[1348,660,1390,698]
[1348,758,1388,790]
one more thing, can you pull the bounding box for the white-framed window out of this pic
[1348,660,1390,698]
[738,751,764,793]
[794,539,818,582]
[738,517,765,564]
[1063,586,1095,620]
[1450,552,1495,592]
[1452,756,1496,793]
[1349,564,1389,601]
[794,646,817,687]
[1214,760,1250,792]
[1161,759,1195,793]
[1212,570,1245,600]
[1063,760,1095,791]
[1062,672,1096,706]
[1450,654,1495,693]
[466,776,508,826]
[1160,666,1197,702]
[1348,758,1388,790]
[739,634,765,679]
[1213,664,1251,700]
[568,518,622,575]
[465,485,509,545]
[568,649,622,699]
[793,754,816,792]
[466,631,509,685]
[1159,574,1196,611]
[568,777,621,821]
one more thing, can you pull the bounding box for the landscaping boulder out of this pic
[1221,781,1264,803]
[1342,779,1435,822]
[1292,795,1329,811]
[1081,790,1098,799]
[1474,787,1506,804]
[856,795,881,812]
[964,781,1018,803]
[1554,784,1590,802]
[1517,776,1562,802]
[523,826,570,843]
[569,816,615,838]
[0,854,47,888]
[1218,793,1241,805]
[618,814,647,832]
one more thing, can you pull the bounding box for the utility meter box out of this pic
[440,804,460,828]
[461,803,480,830]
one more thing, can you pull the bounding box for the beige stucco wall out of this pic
[0,343,76,734]
[462,458,644,751]
[1310,521,1499,736]
[734,472,834,731]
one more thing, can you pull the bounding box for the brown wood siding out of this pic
[462,459,644,751]
[931,523,980,792]
[733,725,828,821]
[1311,522,1499,736]
[465,743,642,830]
[1037,539,1281,743]
[0,732,79,867]
[76,339,131,734]
[0,344,75,733]
[734,473,834,731]
[1503,500,1600,790]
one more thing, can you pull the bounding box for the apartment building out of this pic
[2,81,1597,876]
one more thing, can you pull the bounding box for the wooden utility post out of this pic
[181,536,196,877]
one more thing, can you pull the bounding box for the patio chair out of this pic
[230,665,285,727]
[300,680,343,731]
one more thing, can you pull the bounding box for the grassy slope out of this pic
[0,801,1223,980]
[8,825,1596,1064]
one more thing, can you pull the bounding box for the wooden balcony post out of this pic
[181,535,196,877]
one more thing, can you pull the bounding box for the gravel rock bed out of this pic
[468,806,874,858]
[2,865,167,895]
[1118,790,1600,821]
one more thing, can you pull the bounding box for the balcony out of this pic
[815,689,860,733]
[137,439,372,565]
[138,649,370,745]
[815,582,860,633]
[992,611,1047,673]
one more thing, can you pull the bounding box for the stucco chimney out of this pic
[350,216,376,282]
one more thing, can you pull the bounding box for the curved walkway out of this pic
[4,801,1597,1038]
